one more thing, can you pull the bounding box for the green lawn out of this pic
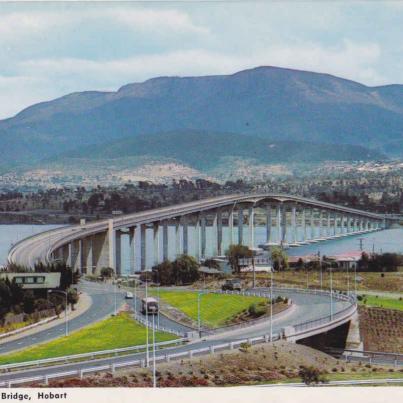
[0,313,177,365]
[359,295,403,311]
[151,289,266,328]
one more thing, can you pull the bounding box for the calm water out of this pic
[1,225,402,272]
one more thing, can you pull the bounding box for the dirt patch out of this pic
[33,340,400,387]
[358,306,403,352]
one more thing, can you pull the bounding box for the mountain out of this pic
[0,66,402,168]
[63,130,386,170]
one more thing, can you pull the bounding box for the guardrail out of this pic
[327,348,403,367]
[133,313,185,337]
[0,338,185,374]
[0,332,280,387]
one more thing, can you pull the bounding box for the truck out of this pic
[221,278,242,291]
[141,297,159,315]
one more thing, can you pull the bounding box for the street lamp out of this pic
[270,269,273,341]
[197,291,202,337]
[152,313,157,388]
[329,267,333,320]
[48,289,68,337]
[145,273,150,367]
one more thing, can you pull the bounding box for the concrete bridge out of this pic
[8,193,392,273]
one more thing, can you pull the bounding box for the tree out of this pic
[172,255,200,285]
[203,259,220,269]
[270,247,288,271]
[226,244,252,274]
[67,288,79,310]
[100,267,114,279]
[152,260,174,285]
[23,291,36,314]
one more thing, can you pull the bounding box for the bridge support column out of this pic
[281,204,287,244]
[217,209,223,256]
[276,204,281,244]
[194,216,200,261]
[108,219,116,272]
[140,224,146,271]
[201,214,206,258]
[212,212,218,256]
[291,205,297,243]
[175,219,181,257]
[153,223,160,266]
[162,221,168,261]
[319,210,325,238]
[238,208,244,245]
[248,206,255,248]
[302,208,307,241]
[129,226,136,274]
[92,231,109,275]
[266,205,271,244]
[228,209,234,247]
[310,208,315,240]
[327,212,331,237]
[333,213,337,236]
[115,230,121,276]
[182,217,188,255]
[82,237,93,274]
[70,240,82,273]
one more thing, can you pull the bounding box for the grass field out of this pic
[359,295,403,311]
[252,270,403,293]
[0,313,177,365]
[150,289,266,328]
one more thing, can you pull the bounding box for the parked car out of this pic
[125,291,134,299]
[221,279,242,291]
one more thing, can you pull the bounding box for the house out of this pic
[0,272,61,290]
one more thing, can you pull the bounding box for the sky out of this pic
[0,0,402,119]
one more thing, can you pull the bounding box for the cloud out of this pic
[108,9,209,35]
[18,40,383,87]
[0,7,208,45]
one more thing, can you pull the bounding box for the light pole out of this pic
[270,269,273,341]
[330,266,333,320]
[48,289,68,337]
[346,265,350,295]
[354,264,357,296]
[152,313,156,388]
[145,274,149,367]
[318,251,323,290]
[113,277,117,316]
[197,291,202,337]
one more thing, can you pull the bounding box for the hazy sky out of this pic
[1,0,402,119]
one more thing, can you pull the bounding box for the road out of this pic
[0,288,353,383]
[0,281,125,355]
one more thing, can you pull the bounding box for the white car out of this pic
[125,291,134,299]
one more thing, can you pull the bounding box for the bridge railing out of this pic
[0,338,185,374]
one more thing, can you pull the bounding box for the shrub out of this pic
[298,366,327,385]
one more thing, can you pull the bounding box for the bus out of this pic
[141,297,159,315]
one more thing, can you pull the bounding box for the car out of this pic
[221,279,242,291]
[125,291,134,299]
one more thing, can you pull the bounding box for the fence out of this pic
[0,338,185,374]
[0,333,280,387]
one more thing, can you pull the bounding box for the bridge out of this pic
[8,193,391,274]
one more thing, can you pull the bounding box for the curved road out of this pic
[0,287,353,384]
[0,281,126,355]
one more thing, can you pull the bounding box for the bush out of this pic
[298,366,327,385]
[248,302,267,318]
